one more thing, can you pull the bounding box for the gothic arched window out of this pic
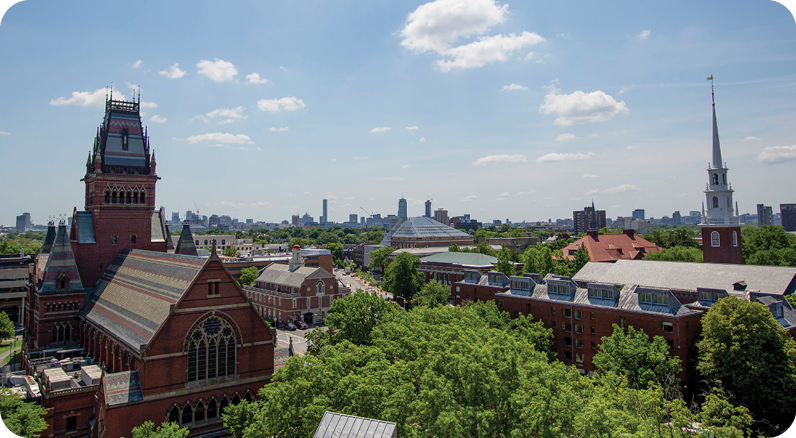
[712,173,718,185]
[105,191,110,204]
[712,196,719,209]
[181,405,192,425]
[722,174,726,185]
[168,407,179,424]
[733,231,738,247]
[185,314,239,382]
[711,231,720,247]
[126,192,132,204]
[112,191,118,204]
[133,192,138,204]
[140,193,146,205]
[316,281,324,295]
[207,400,217,419]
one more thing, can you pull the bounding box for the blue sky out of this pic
[1,0,795,226]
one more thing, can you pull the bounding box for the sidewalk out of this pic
[0,337,22,366]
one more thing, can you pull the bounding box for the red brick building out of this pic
[21,94,274,438]
[560,230,660,262]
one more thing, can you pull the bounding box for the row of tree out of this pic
[0,231,44,256]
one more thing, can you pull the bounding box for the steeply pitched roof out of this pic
[174,224,198,256]
[151,210,167,242]
[573,259,796,296]
[256,264,328,288]
[93,99,150,171]
[40,224,57,254]
[381,216,471,246]
[71,211,96,244]
[420,252,497,267]
[562,232,660,262]
[314,412,397,438]
[39,224,84,294]
[81,249,206,350]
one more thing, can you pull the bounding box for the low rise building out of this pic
[560,230,660,263]
[418,252,498,286]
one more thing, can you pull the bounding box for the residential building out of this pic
[672,211,682,225]
[573,203,606,234]
[561,230,660,262]
[314,412,397,438]
[292,214,299,226]
[418,252,499,287]
[758,204,774,227]
[433,208,449,225]
[349,214,358,223]
[781,204,796,232]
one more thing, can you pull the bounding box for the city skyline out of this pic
[1,0,796,225]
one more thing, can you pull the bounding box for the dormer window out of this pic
[773,304,784,318]
[122,128,129,151]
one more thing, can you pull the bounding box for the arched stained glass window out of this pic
[186,315,238,382]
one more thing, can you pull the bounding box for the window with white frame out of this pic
[733,231,738,247]
[711,231,720,247]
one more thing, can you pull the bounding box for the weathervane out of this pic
[707,74,715,106]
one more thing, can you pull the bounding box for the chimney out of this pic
[623,229,636,238]
[586,230,599,239]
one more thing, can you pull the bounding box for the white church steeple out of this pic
[702,76,739,226]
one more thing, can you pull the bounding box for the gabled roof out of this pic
[314,412,397,438]
[419,252,497,267]
[562,232,660,262]
[39,224,84,294]
[81,249,206,350]
[573,259,796,296]
[256,264,330,288]
[174,223,198,256]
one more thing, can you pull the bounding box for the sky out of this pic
[1,0,795,226]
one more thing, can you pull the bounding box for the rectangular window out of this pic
[620,316,626,328]
[653,294,668,305]
[562,308,571,318]
[551,306,555,315]
[564,351,572,360]
[602,289,614,300]
[591,341,596,350]
[526,303,531,315]
[562,322,572,332]
[306,297,311,308]
[666,338,674,350]
[293,299,297,309]
[590,326,595,335]
[590,312,595,320]
[111,235,117,245]
[662,322,674,333]
[131,235,137,244]
[564,336,572,346]
[66,416,77,431]
[497,300,504,309]
[575,353,585,363]
[575,324,583,334]
[575,339,583,349]
[575,310,583,320]
[639,292,652,304]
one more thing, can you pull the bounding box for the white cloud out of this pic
[419,137,427,143]
[515,191,535,195]
[473,154,527,166]
[502,83,528,91]
[139,101,157,109]
[399,0,544,71]
[150,115,167,123]
[406,126,419,130]
[186,133,254,144]
[214,201,246,209]
[586,184,638,196]
[332,158,337,162]
[354,156,369,160]
[402,164,409,168]
[627,145,637,150]
[206,106,247,121]
[581,173,599,178]
[0,131,9,135]
[556,133,576,142]
[209,144,249,151]
[50,88,125,107]
[280,66,289,72]
[344,197,355,200]
[757,145,796,164]
[257,96,306,112]
[159,63,186,79]
[132,60,144,69]
[556,33,571,39]
[637,30,651,40]
[435,32,545,72]
[618,86,629,94]
[251,201,274,208]
[678,193,689,197]
[218,119,236,125]
[369,127,391,134]
[190,115,209,123]
[269,127,289,132]
[245,73,269,84]
[539,84,628,126]
[536,152,595,162]
[196,58,238,82]
[497,191,511,197]
[461,195,477,202]
[741,136,760,142]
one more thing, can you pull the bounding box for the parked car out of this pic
[285,322,297,331]
[296,321,308,330]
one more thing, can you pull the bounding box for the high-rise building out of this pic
[757,204,773,227]
[632,209,645,220]
[573,202,606,234]
[433,208,448,225]
[781,204,796,232]
[322,198,328,224]
[292,214,299,226]
[425,200,432,218]
[672,211,682,225]
[349,214,358,223]
[700,81,742,264]
[171,212,181,223]
[398,197,408,219]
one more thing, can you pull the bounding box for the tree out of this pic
[592,324,682,396]
[522,245,554,276]
[305,291,397,350]
[494,246,516,277]
[380,252,424,304]
[222,247,239,257]
[239,267,259,286]
[411,280,449,308]
[742,225,796,266]
[643,246,704,263]
[325,242,344,262]
[368,246,395,272]
[0,312,14,342]
[0,388,48,438]
[696,385,752,438]
[130,421,189,438]
[571,244,591,274]
[697,296,796,423]
[222,400,259,438]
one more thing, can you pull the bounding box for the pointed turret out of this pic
[40,221,57,255]
[712,105,723,169]
[174,223,198,256]
[39,222,84,293]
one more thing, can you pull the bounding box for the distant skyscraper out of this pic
[322,199,328,224]
[349,214,358,223]
[573,202,606,234]
[398,197,408,219]
[757,204,773,227]
[672,211,681,225]
[632,209,645,220]
[781,204,796,231]
[433,208,448,225]
[172,212,181,223]
[292,214,299,226]
[425,200,432,218]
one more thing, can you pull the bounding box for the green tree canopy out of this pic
[325,242,344,262]
[571,244,591,274]
[0,388,48,438]
[380,252,424,303]
[305,291,398,350]
[592,324,682,396]
[697,296,796,423]
[742,225,796,267]
[0,311,15,341]
[129,421,189,438]
[411,280,450,308]
[494,246,516,277]
[522,245,554,276]
[643,246,704,263]
[368,246,395,272]
[239,267,259,286]
[646,228,700,249]
[222,400,259,438]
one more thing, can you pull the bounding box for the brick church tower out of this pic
[70,91,169,288]
[700,77,743,264]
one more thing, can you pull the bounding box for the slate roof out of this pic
[39,224,85,294]
[40,224,56,254]
[174,223,198,256]
[72,211,96,244]
[256,264,327,288]
[313,412,397,438]
[419,252,498,267]
[104,370,143,407]
[151,210,167,243]
[562,232,660,262]
[81,249,206,350]
[573,260,796,296]
[381,216,471,246]
[98,99,148,170]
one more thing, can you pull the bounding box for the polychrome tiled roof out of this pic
[104,370,143,406]
[39,224,84,294]
[82,249,206,350]
[40,224,56,254]
[174,224,198,256]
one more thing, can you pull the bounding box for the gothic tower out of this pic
[700,78,743,264]
[70,91,169,288]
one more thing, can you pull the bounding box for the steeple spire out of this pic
[708,75,723,169]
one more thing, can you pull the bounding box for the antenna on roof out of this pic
[110,82,113,101]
